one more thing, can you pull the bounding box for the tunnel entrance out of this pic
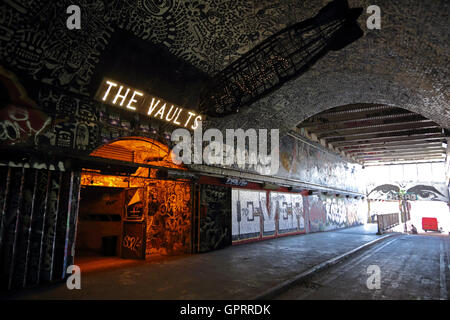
[295,103,449,235]
[75,137,192,267]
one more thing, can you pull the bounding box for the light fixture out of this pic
[263,183,279,190]
[162,132,171,140]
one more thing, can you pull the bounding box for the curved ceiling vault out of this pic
[197,0,449,134]
[295,104,448,166]
[2,0,447,134]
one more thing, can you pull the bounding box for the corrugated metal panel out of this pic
[0,167,81,290]
[90,144,134,163]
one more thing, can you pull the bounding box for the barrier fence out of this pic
[376,213,400,235]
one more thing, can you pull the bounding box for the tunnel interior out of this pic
[0,0,448,298]
[295,103,449,234]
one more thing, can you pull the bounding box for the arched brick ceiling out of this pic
[201,0,449,133]
[1,0,448,133]
[296,104,448,165]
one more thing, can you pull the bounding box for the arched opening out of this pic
[295,103,449,235]
[75,137,192,269]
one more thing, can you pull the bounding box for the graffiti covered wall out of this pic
[232,189,265,241]
[269,192,305,234]
[0,1,300,93]
[199,184,231,252]
[306,194,366,232]
[1,1,365,195]
[135,180,191,257]
[231,188,367,241]
[80,169,192,257]
[145,180,191,256]
[0,70,166,156]
[231,189,307,241]
[278,135,365,193]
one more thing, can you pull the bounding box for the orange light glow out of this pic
[81,137,191,256]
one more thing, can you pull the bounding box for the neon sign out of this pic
[95,78,203,129]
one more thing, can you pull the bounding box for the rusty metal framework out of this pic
[199,0,363,117]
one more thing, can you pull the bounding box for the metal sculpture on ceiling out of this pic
[199,0,364,117]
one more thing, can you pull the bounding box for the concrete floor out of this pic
[275,234,450,300]
[6,224,445,300]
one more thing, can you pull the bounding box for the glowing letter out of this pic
[173,108,183,125]
[154,103,167,119]
[113,86,131,106]
[147,98,161,116]
[102,81,117,101]
[165,105,179,122]
[184,112,196,127]
[191,115,202,130]
[126,91,143,111]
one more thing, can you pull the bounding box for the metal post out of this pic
[7,166,26,290]
[48,172,63,282]
[376,214,382,235]
[36,170,51,285]
[0,167,12,255]
[22,169,39,287]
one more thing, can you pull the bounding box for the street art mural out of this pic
[232,189,307,241]
[232,189,265,241]
[306,195,327,232]
[269,192,304,234]
[0,0,309,92]
[232,189,366,240]
[199,184,231,252]
[145,179,191,256]
[0,104,51,146]
[0,63,167,155]
[278,135,365,193]
[367,183,449,202]
[306,194,366,232]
